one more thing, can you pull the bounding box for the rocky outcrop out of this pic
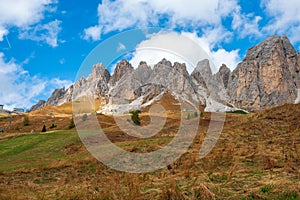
[282,34,300,87]
[45,88,66,106]
[173,62,189,77]
[227,34,299,111]
[192,59,229,105]
[109,59,133,87]
[216,64,231,89]
[134,83,165,103]
[59,63,110,105]
[191,59,211,89]
[30,63,110,111]
[30,100,46,111]
[107,59,206,109]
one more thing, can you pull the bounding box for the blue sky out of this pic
[0,0,300,109]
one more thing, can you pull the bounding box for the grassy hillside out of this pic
[0,104,299,199]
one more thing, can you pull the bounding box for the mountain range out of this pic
[31,34,300,113]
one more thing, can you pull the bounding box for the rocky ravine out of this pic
[31,34,300,113]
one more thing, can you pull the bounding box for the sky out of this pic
[0,0,300,110]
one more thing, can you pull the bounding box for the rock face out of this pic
[31,63,111,111]
[191,59,212,90]
[46,88,66,106]
[31,34,300,113]
[57,63,111,105]
[216,64,231,89]
[149,59,203,104]
[193,60,230,100]
[227,35,299,111]
[109,59,133,87]
[30,100,46,111]
[106,59,206,111]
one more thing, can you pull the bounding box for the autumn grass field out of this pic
[0,103,299,199]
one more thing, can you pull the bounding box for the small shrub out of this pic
[130,110,141,126]
[227,110,248,114]
[200,112,204,118]
[49,124,57,129]
[69,118,75,129]
[260,184,273,194]
[41,125,47,132]
[23,116,30,126]
[82,114,88,121]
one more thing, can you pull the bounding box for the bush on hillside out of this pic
[82,114,88,121]
[41,125,47,132]
[69,118,75,129]
[49,124,57,129]
[23,116,30,126]
[130,110,141,126]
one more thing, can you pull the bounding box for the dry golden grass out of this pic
[29,102,73,117]
[0,100,299,199]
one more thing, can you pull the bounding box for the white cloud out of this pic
[147,0,238,26]
[83,0,239,41]
[0,52,72,110]
[129,31,209,73]
[129,31,241,74]
[0,0,60,46]
[83,26,102,41]
[0,27,8,41]
[50,78,72,89]
[187,27,233,51]
[211,49,240,71]
[262,0,300,43]
[182,30,240,71]
[232,7,263,38]
[19,20,62,47]
[117,43,126,52]
[0,0,54,26]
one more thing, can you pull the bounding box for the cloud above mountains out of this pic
[83,0,239,40]
[84,0,300,44]
[0,1,68,109]
[0,52,72,110]
[261,0,300,44]
[83,0,300,69]
[0,0,61,47]
[129,31,240,73]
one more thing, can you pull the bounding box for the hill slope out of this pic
[0,104,299,199]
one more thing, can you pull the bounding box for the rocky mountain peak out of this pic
[31,34,300,113]
[216,64,231,89]
[228,34,299,111]
[139,61,148,66]
[90,63,111,83]
[30,100,46,112]
[109,59,133,87]
[173,62,189,77]
[45,88,66,106]
[244,34,281,62]
[137,61,152,72]
[281,34,296,56]
[155,58,172,69]
[191,59,212,89]
[194,59,212,77]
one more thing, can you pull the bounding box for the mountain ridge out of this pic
[31,34,300,113]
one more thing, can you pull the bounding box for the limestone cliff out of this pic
[227,35,299,111]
